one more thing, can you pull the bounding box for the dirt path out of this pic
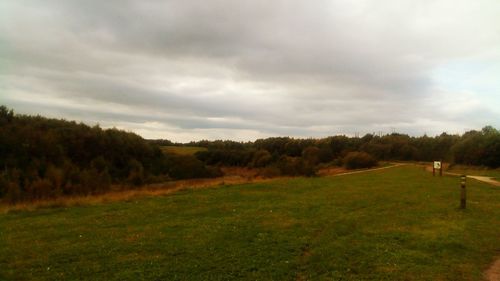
[328,163,406,177]
[466,175,500,187]
[424,167,500,187]
[486,258,500,281]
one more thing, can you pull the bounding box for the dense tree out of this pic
[168,154,222,179]
[451,126,500,168]
[1,105,498,203]
[0,107,219,203]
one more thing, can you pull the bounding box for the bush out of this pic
[250,149,272,168]
[27,178,53,200]
[80,168,111,194]
[301,147,320,176]
[277,156,304,176]
[127,159,145,186]
[343,152,378,169]
[168,155,221,179]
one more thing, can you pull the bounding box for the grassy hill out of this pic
[1,166,499,280]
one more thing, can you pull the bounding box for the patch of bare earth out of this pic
[220,166,260,179]
[295,227,328,281]
[295,244,312,281]
[317,167,348,176]
[486,258,500,281]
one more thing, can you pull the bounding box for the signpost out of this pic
[433,161,442,176]
[460,175,466,209]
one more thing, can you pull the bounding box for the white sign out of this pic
[433,161,441,169]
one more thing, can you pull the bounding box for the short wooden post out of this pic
[433,166,435,176]
[460,175,466,209]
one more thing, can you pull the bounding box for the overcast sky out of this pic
[1,1,499,142]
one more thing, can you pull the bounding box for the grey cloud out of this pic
[1,0,499,141]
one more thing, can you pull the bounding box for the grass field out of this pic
[1,166,499,280]
[160,146,207,155]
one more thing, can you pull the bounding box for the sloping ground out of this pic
[1,164,396,213]
[1,166,500,280]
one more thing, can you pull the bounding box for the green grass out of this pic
[1,166,500,280]
[160,146,207,155]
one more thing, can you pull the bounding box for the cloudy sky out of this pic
[1,0,499,142]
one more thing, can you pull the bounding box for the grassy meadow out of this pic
[1,165,499,280]
[160,146,207,155]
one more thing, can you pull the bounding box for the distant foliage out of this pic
[1,105,498,203]
[193,126,499,174]
[195,149,253,166]
[451,126,500,168]
[167,154,222,179]
[0,106,218,203]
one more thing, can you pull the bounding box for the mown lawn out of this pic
[1,166,499,280]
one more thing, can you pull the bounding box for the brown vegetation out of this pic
[2,105,499,205]
[0,173,262,213]
[1,164,395,213]
[343,151,378,169]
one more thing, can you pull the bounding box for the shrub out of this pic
[301,147,321,176]
[302,146,320,166]
[0,172,7,198]
[5,181,22,204]
[27,178,53,200]
[250,149,272,168]
[277,156,304,176]
[343,152,378,169]
[80,168,111,194]
[168,155,220,179]
[127,159,145,186]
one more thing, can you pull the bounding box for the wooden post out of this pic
[433,166,435,176]
[439,163,442,176]
[460,175,466,209]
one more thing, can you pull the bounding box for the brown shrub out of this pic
[343,152,378,169]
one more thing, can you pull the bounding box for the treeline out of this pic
[190,126,499,173]
[1,105,499,204]
[0,106,220,203]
